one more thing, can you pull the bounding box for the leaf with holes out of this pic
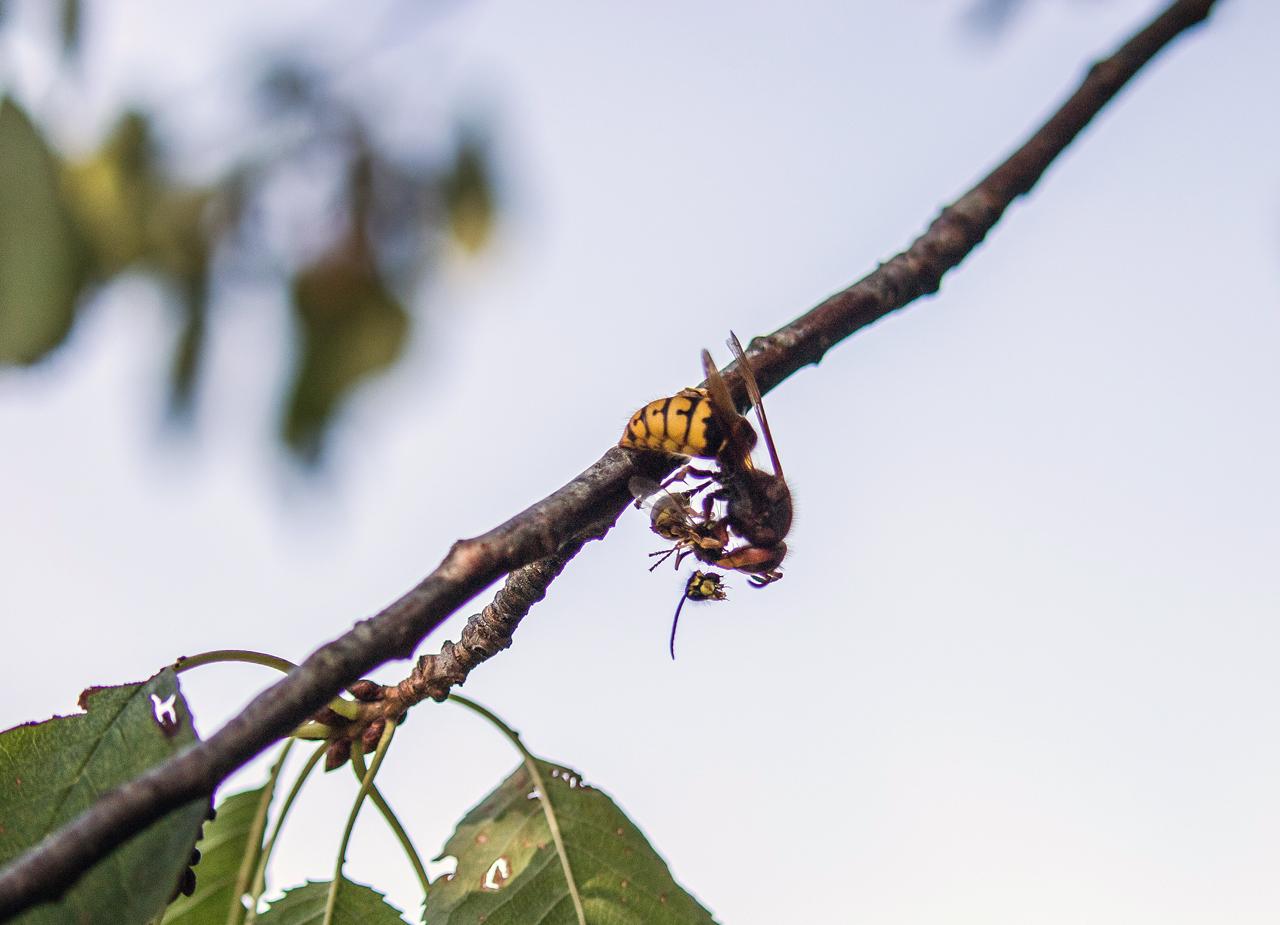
[162,786,268,925]
[254,879,407,925]
[0,669,210,925]
[422,760,718,925]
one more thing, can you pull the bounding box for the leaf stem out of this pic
[448,695,586,925]
[291,722,336,740]
[243,742,327,925]
[323,719,397,925]
[348,753,430,899]
[222,740,293,925]
[172,650,360,721]
[173,650,297,675]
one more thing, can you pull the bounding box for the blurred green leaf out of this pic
[59,110,213,413]
[0,669,210,925]
[442,135,494,254]
[149,187,212,416]
[59,0,80,55]
[60,110,152,275]
[0,96,89,365]
[254,880,407,925]
[422,760,718,925]
[0,38,498,460]
[168,286,208,415]
[163,787,267,925]
[285,235,408,462]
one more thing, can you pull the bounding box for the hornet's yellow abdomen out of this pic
[620,388,725,458]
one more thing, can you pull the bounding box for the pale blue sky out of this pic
[2,1,1278,922]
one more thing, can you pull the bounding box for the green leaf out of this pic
[284,236,408,463]
[254,880,407,925]
[422,761,719,925]
[162,787,267,925]
[0,95,89,365]
[0,669,210,925]
[441,135,494,254]
[59,111,152,276]
[58,109,214,416]
[59,0,80,54]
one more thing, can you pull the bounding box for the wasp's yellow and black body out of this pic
[620,388,755,459]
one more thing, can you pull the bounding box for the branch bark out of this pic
[0,0,1219,918]
[318,536,598,750]
[403,536,592,704]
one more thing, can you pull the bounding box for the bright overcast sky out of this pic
[2,1,1279,923]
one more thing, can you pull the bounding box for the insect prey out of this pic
[669,570,728,659]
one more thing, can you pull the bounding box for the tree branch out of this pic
[309,538,597,750]
[0,0,1219,918]
[402,535,593,704]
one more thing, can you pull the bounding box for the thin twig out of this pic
[253,544,588,782]
[174,651,359,721]
[347,754,431,899]
[225,740,293,925]
[323,720,397,925]
[243,742,327,925]
[289,543,589,776]
[0,2,1220,917]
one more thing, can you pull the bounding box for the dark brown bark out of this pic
[0,0,1219,918]
[303,539,596,760]
[405,536,591,703]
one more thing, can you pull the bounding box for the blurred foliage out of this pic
[442,134,494,255]
[286,154,410,461]
[962,0,1117,40]
[58,0,78,54]
[963,0,1023,36]
[0,10,496,464]
[0,97,89,364]
[60,110,213,409]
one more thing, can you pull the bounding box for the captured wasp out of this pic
[629,477,732,656]
[622,332,792,654]
[669,571,728,658]
[628,475,727,572]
